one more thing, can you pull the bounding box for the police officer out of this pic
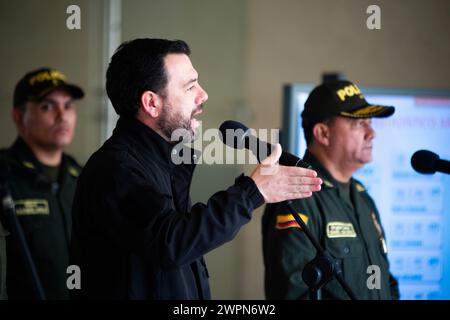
[0,67,84,299]
[262,80,400,300]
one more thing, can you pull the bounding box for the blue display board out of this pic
[282,84,450,300]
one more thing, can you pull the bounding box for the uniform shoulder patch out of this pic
[64,154,83,170]
[323,180,334,188]
[22,161,35,169]
[68,166,79,177]
[355,182,365,192]
[275,213,308,230]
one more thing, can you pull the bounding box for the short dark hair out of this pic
[106,38,191,118]
[303,117,335,146]
[303,123,315,146]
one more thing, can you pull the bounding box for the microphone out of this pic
[219,120,311,168]
[411,150,450,175]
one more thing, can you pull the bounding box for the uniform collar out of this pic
[113,117,199,171]
[302,150,343,188]
[8,136,78,185]
[302,150,335,188]
[9,136,42,171]
[303,149,366,192]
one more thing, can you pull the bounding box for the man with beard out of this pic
[0,68,84,299]
[69,38,323,299]
[262,80,399,300]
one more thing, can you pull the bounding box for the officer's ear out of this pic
[312,122,331,147]
[140,90,163,119]
[11,106,25,129]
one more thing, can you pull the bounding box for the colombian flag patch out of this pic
[275,213,308,230]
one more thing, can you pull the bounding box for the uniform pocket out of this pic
[326,238,364,259]
[17,214,51,234]
[324,238,368,299]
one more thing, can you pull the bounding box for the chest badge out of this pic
[326,222,357,238]
[14,199,50,216]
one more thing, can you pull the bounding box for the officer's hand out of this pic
[250,143,322,203]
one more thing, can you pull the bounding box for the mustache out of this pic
[191,104,204,117]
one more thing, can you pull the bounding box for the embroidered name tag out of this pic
[15,199,50,216]
[326,222,357,238]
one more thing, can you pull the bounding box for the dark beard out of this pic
[157,105,196,143]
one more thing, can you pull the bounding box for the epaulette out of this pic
[64,154,82,178]
[353,179,366,192]
[322,179,334,188]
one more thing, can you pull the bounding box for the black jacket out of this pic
[0,137,81,300]
[70,117,264,299]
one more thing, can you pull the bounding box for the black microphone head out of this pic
[219,120,250,149]
[411,150,439,174]
[219,120,249,133]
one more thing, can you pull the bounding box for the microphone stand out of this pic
[0,181,46,300]
[253,142,356,299]
[221,124,357,299]
[285,200,356,300]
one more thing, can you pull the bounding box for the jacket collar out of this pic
[113,117,198,171]
[116,116,172,155]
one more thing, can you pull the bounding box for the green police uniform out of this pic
[262,150,399,300]
[0,137,81,299]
